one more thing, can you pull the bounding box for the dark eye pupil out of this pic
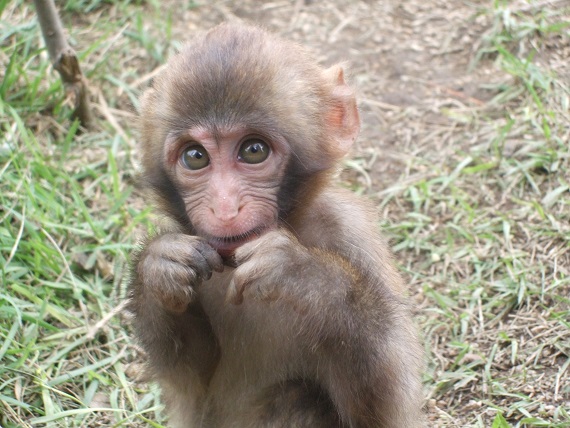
[238,138,270,164]
[181,145,209,170]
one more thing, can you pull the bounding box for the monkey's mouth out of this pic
[207,226,268,259]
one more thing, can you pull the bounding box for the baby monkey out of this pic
[129,23,424,428]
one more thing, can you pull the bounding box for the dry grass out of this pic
[1,0,569,427]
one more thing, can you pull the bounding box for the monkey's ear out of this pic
[324,65,360,156]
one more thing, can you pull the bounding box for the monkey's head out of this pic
[139,23,360,258]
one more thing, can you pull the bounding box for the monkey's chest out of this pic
[199,274,309,389]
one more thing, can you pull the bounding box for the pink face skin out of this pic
[165,126,290,258]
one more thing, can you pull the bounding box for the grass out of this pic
[1,0,569,427]
[375,2,570,426]
[1,1,163,426]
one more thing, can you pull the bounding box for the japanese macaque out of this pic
[128,23,424,428]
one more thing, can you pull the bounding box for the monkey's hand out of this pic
[227,230,319,305]
[137,234,224,313]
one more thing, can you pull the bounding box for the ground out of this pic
[1,0,569,427]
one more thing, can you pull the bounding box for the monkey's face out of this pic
[140,25,360,262]
[164,125,290,259]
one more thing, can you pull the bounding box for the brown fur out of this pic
[129,23,424,427]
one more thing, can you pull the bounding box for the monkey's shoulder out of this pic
[291,187,384,249]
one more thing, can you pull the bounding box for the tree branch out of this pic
[33,0,94,129]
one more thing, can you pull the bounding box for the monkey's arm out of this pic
[229,228,424,427]
[128,233,222,380]
[227,230,359,305]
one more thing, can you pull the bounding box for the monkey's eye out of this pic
[181,145,210,170]
[238,138,270,164]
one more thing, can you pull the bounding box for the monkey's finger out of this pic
[226,271,256,305]
[193,240,224,273]
[233,230,294,265]
[157,274,196,313]
[176,244,217,281]
[161,235,223,276]
[226,261,262,304]
[226,278,245,305]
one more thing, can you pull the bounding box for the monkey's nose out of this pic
[212,199,240,223]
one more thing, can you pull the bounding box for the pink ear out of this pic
[324,65,360,156]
